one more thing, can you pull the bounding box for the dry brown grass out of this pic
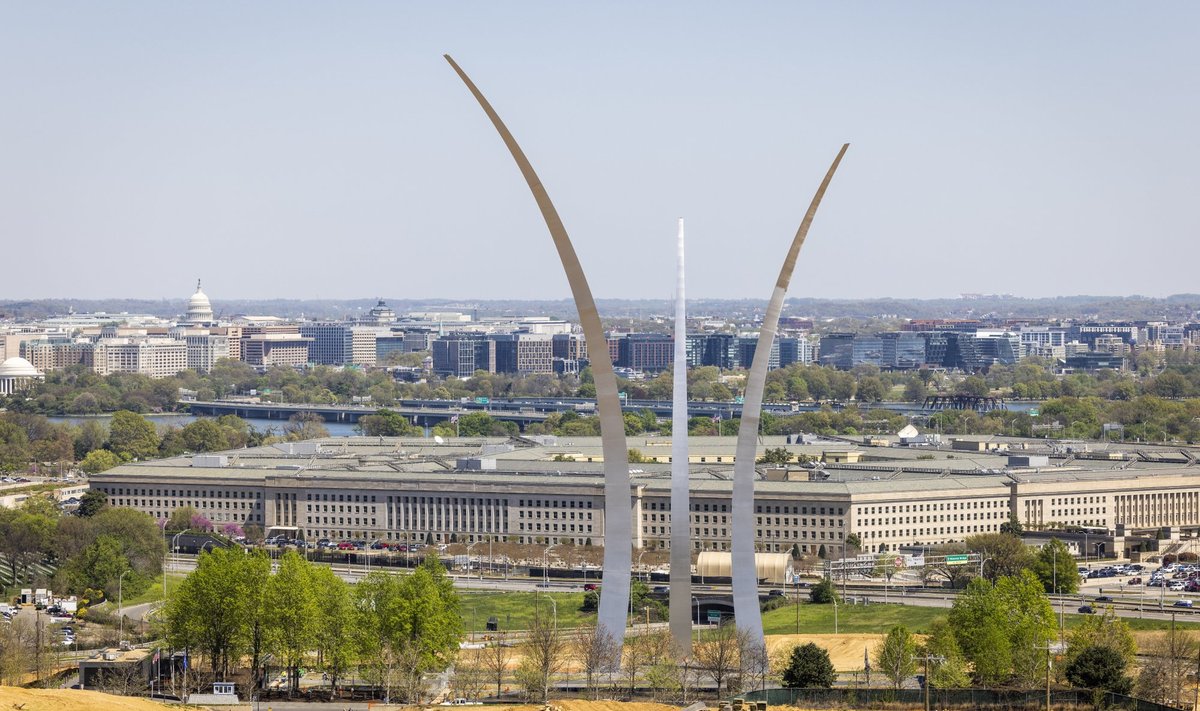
[0,686,189,711]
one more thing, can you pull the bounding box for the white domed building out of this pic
[182,280,216,325]
[0,357,44,396]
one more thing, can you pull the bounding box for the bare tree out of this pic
[94,664,151,697]
[480,631,514,699]
[1137,628,1197,707]
[523,616,567,702]
[573,623,619,699]
[449,649,489,701]
[692,620,750,696]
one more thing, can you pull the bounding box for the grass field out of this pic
[109,572,187,608]
[760,601,1200,635]
[458,590,590,632]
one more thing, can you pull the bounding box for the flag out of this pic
[450,414,460,424]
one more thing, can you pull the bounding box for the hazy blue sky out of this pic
[2,3,1197,302]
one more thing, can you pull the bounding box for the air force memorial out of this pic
[445,55,848,653]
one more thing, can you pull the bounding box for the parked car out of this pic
[1128,577,1143,585]
[337,542,355,550]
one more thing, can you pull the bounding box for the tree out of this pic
[267,552,318,695]
[167,506,198,531]
[107,410,160,461]
[756,447,793,466]
[166,546,249,680]
[0,505,56,589]
[781,642,835,688]
[1136,627,1197,707]
[76,489,108,517]
[359,409,417,437]
[964,532,1034,580]
[481,631,514,698]
[922,620,970,688]
[284,412,329,441]
[573,623,619,698]
[1066,607,1136,670]
[1032,538,1079,594]
[875,625,917,689]
[310,564,354,694]
[522,615,566,701]
[693,620,749,696]
[0,419,30,472]
[1066,645,1131,695]
[856,376,887,403]
[809,579,837,604]
[79,448,122,473]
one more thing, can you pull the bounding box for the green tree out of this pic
[756,447,793,466]
[359,409,417,437]
[165,546,248,680]
[0,506,56,587]
[809,579,837,604]
[167,505,198,532]
[1065,645,1132,695]
[1066,607,1136,668]
[180,418,231,452]
[0,419,30,472]
[107,410,160,461]
[948,577,1012,685]
[267,551,318,695]
[964,532,1034,580]
[781,642,836,688]
[856,376,887,403]
[1032,538,1079,594]
[311,564,355,693]
[875,624,917,689]
[284,412,329,441]
[58,535,140,600]
[922,620,971,688]
[75,489,108,517]
[79,448,122,473]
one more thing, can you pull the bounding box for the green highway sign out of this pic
[946,554,970,566]
[475,397,490,404]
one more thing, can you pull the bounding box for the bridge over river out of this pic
[183,397,1038,431]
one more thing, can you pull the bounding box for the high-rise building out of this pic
[432,334,496,377]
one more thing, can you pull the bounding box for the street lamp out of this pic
[545,595,558,632]
[543,543,556,588]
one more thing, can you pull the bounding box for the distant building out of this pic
[94,339,188,378]
[299,323,378,367]
[432,334,496,377]
[491,333,553,374]
[240,326,312,368]
[180,281,216,326]
[361,299,396,325]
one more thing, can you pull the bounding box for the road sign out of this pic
[946,554,970,566]
[1029,408,1040,417]
[619,392,628,402]
[474,397,490,404]
[734,396,745,404]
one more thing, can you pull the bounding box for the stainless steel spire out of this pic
[669,217,692,656]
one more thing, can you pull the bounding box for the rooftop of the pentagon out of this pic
[94,432,1200,492]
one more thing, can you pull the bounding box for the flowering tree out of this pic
[190,514,213,532]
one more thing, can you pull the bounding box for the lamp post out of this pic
[118,569,131,642]
[546,595,558,632]
[543,543,556,588]
[466,541,478,578]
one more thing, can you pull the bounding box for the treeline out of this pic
[7,352,1200,422]
[163,550,461,701]
[0,492,162,603]
[0,410,329,476]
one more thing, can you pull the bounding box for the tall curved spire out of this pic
[445,55,633,649]
[669,218,692,656]
[731,144,849,648]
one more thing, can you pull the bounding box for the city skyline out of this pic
[3,3,1198,300]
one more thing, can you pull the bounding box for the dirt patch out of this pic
[766,633,887,672]
[486,703,676,711]
[0,686,191,711]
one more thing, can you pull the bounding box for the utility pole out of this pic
[1034,643,1054,711]
[917,655,944,711]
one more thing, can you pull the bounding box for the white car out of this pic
[1169,582,1187,591]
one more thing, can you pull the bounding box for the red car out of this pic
[337,542,355,550]
[583,583,599,592]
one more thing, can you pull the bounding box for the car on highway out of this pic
[583,583,598,591]
[1175,599,1194,608]
[1078,605,1095,614]
[1094,595,1113,603]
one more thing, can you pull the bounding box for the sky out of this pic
[1,3,1197,302]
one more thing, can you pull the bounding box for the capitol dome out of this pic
[184,280,215,324]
